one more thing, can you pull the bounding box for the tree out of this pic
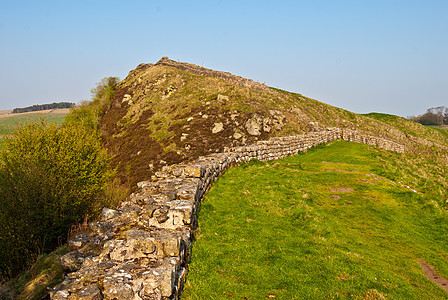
[65,77,120,132]
[412,106,448,126]
[90,77,120,104]
[0,121,112,279]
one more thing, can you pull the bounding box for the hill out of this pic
[100,57,448,190]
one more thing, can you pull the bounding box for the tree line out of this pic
[411,106,448,126]
[12,102,75,114]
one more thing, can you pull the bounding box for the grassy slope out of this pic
[101,64,448,190]
[182,141,448,299]
[0,247,66,299]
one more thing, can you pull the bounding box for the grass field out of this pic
[182,141,448,299]
[0,110,68,149]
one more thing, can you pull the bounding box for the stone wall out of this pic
[50,128,404,300]
[154,57,272,93]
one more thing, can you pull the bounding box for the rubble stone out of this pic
[75,284,103,300]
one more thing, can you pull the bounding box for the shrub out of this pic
[0,121,112,279]
[64,100,100,132]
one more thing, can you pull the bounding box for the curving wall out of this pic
[50,128,404,300]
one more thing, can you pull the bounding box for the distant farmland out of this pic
[0,109,69,149]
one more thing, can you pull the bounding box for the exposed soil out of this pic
[418,260,448,292]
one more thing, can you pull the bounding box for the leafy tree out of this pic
[90,77,120,106]
[65,77,120,132]
[0,121,112,279]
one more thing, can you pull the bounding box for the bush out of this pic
[64,100,100,132]
[0,121,112,279]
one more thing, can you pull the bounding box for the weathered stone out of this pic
[153,207,169,224]
[126,230,156,254]
[156,214,169,224]
[75,284,103,300]
[67,234,91,252]
[110,245,143,262]
[141,203,158,218]
[160,190,177,201]
[263,117,272,132]
[245,116,262,136]
[121,206,141,221]
[60,251,85,272]
[180,133,188,141]
[102,208,120,220]
[217,94,229,102]
[233,131,243,139]
[212,122,224,133]
[140,268,175,298]
[156,57,272,93]
[51,290,70,300]
[88,221,114,235]
[183,165,204,177]
[103,275,135,300]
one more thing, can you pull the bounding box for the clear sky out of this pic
[0,0,447,117]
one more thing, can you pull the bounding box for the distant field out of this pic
[182,141,448,299]
[0,109,69,149]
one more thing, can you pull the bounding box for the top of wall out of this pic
[136,56,273,93]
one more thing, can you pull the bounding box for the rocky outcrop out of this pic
[153,57,272,93]
[51,128,404,299]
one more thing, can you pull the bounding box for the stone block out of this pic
[102,208,120,220]
[183,165,204,178]
[74,284,103,300]
[102,275,134,300]
[126,229,156,255]
[60,251,85,272]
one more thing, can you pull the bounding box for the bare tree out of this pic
[413,106,448,126]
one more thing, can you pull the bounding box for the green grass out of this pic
[0,111,67,149]
[427,125,448,139]
[182,141,448,299]
[1,246,66,299]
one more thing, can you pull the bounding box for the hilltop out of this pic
[100,57,448,190]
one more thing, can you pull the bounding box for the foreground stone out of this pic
[51,128,404,299]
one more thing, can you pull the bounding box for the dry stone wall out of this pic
[154,57,272,93]
[50,128,404,300]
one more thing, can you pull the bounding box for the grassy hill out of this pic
[100,57,448,191]
[182,141,448,299]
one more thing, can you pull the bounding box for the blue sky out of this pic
[0,0,446,117]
